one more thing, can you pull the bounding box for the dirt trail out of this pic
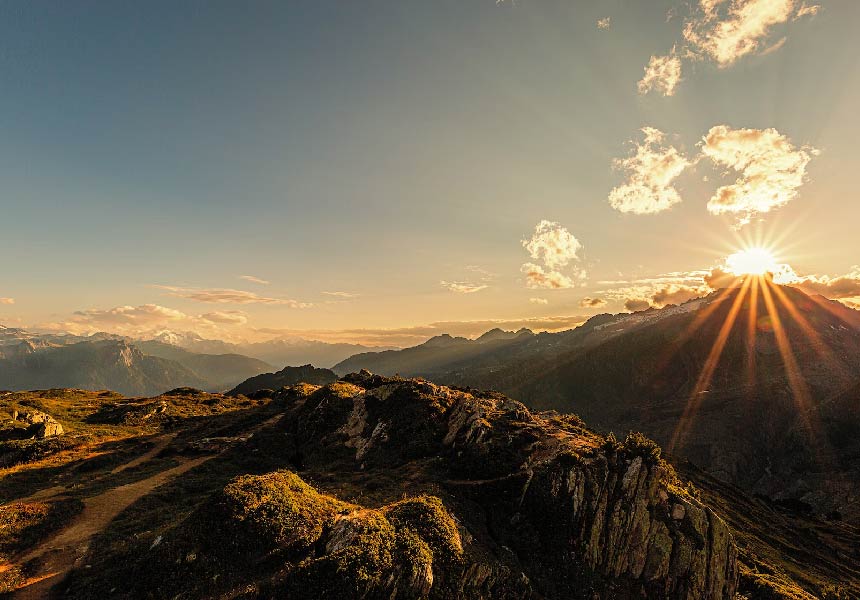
[12,456,212,599]
[8,413,284,598]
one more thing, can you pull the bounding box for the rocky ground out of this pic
[0,375,855,598]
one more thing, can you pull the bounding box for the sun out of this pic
[725,247,778,276]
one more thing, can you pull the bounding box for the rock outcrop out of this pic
[16,409,64,438]
[136,372,737,599]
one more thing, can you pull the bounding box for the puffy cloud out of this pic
[700,125,816,227]
[529,297,549,305]
[440,281,488,294]
[683,0,797,67]
[609,127,692,214]
[651,284,709,306]
[597,17,611,30]
[0,298,14,305]
[522,220,582,270]
[199,310,248,325]
[239,275,270,285]
[255,315,590,347]
[521,263,577,290]
[580,297,607,308]
[625,299,652,312]
[155,285,312,308]
[638,51,682,96]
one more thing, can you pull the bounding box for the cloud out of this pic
[522,220,582,270]
[579,297,607,308]
[638,50,682,96]
[651,284,708,306]
[792,267,860,299]
[625,299,652,312]
[155,285,312,308]
[440,281,489,294]
[322,291,359,299]
[700,125,816,227]
[73,304,187,326]
[521,263,578,290]
[239,275,270,285]
[254,315,590,347]
[794,2,820,19]
[683,0,797,67]
[0,298,14,305]
[530,297,549,305]
[597,17,611,30]
[609,127,692,214]
[199,310,249,325]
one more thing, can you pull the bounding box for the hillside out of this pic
[0,376,745,599]
[227,364,337,396]
[133,340,273,391]
[0,340,207,397]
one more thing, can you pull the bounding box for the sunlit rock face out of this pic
[135,372,737,599]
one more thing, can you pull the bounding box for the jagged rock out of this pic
[115,374,739,599]
[16,409,64,438]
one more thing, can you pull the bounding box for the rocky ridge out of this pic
[128,371,737,599]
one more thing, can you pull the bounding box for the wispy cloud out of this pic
[638,49,682,96]
[155,285,312,308]
[609,127,692,214]
[239,275,270,285]
[322,291,359,299]
[74,304,187,325]
[440,281,489,294]
[0,298,14,305]
[199,310,248,325]
[529,297,549,305]
[683,0,799,67]
[700,125,817,227]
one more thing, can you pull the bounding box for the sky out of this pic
[1,0,859,347]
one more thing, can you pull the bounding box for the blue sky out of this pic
[1,1,859,345]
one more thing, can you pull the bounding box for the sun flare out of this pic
[725,248,778,276]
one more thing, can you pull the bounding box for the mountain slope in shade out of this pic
[334,283,860,521]
[227,364,338,396]
[0,340,207,397]
[134,340,273,391]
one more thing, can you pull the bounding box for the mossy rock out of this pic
[385,496,463,564]
[218,470,346,553]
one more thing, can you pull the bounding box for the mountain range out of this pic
[333,282,860,524]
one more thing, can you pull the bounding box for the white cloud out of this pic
[683,0,797,66]
[529,297,549,305]
[239,275,270,285]
[597,17,611,30]
[440,281,489,294]
[522,220,582,270]
[700,125,816,227]
[155,285,312,308]
[609,127,692,215]
[0,298,14,305]
[521,263,578,290]
[638,51,682,96]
